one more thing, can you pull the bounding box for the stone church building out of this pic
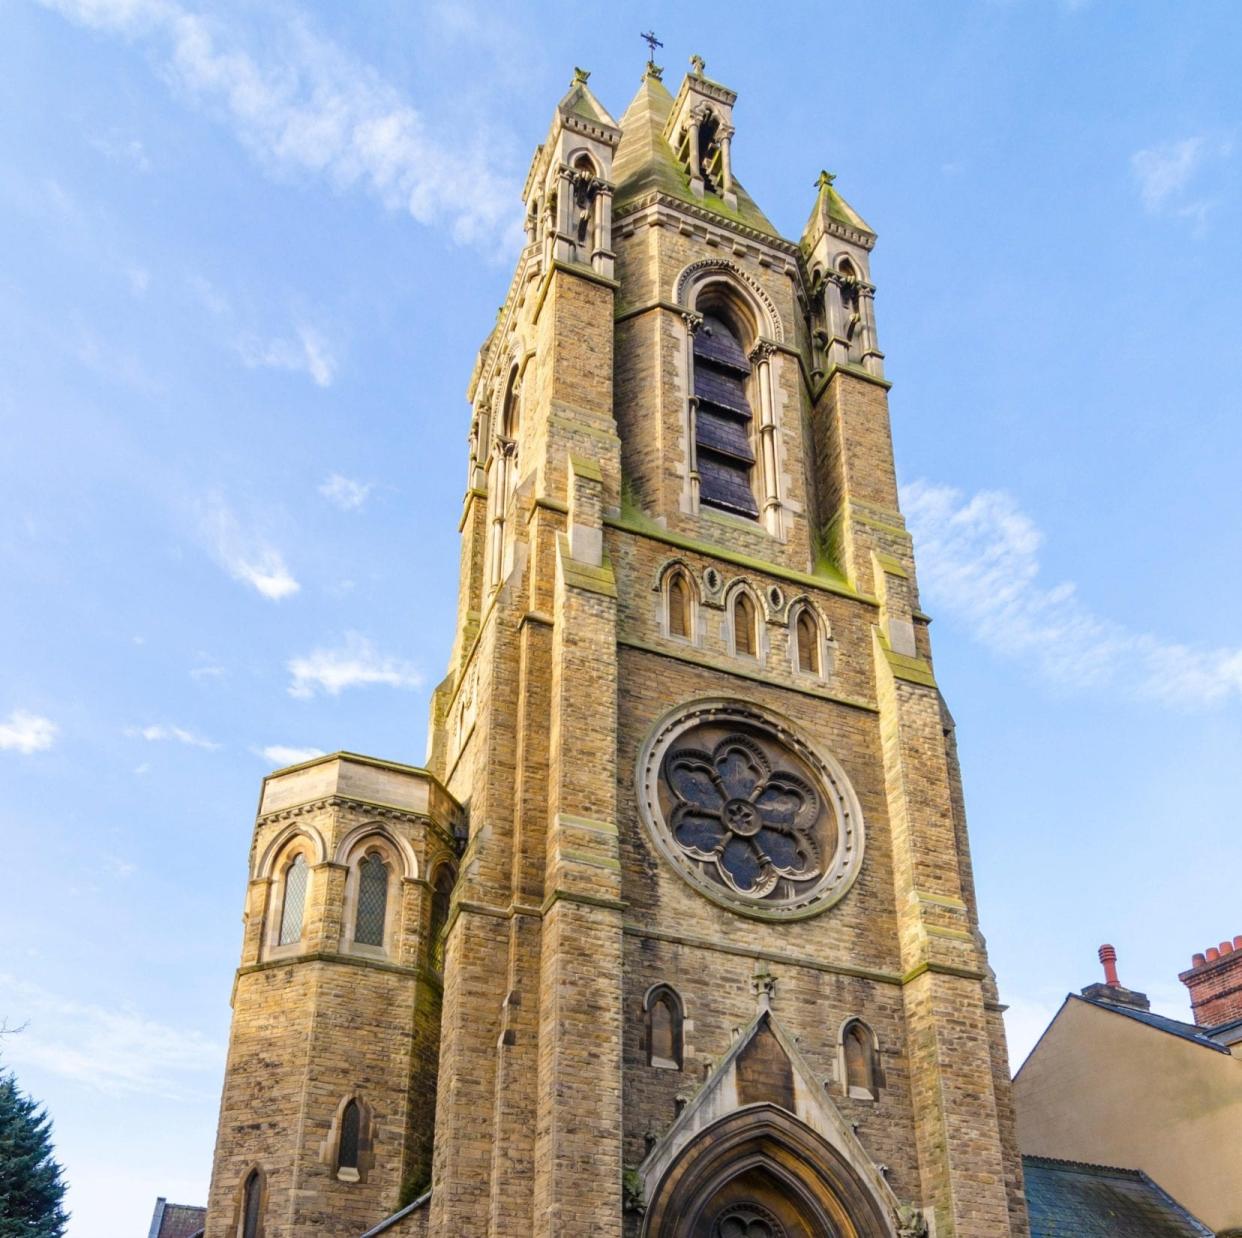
[204,58,1031,1238]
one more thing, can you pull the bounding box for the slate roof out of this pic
[1024,1157,1212,1236]
[1075,994,1232,1053]
[147,1198,206,1238]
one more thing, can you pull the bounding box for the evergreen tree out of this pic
[0,1066,68,1237]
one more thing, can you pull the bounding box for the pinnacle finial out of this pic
[690,53,706,76]
[572,66,590,85]
[816,170,836,190]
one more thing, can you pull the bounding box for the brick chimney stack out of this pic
[1081,942,1151,1011]
[1179,934,1242,1030]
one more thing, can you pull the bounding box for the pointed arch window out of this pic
[667,571,693,640]
[277,854,308,947]
[338,1099,361,1172]
[354,852,390,948]
[733,591,758,657]
[429,865,455,972]
[693,314,759,519]
[841,1019,882,1100]
[795,610,820,676]
[645,985,685,1070]
[240,1168,263,1238]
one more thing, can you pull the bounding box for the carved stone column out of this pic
[749,340,783,540]
[681,310,704,513]
[591,183,614,279]
[488,435,517,589]
[859,284,885,378]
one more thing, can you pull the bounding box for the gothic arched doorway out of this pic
[642,1106,894,1238]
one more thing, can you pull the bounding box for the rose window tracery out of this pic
[667,735,821,898]
[639,701,864,920]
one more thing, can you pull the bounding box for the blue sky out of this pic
[2,2,1240,1234]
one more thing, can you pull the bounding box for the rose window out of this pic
[639,700,864,920]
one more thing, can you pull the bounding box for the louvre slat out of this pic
[696,407,755,462]
[699,451,759,517]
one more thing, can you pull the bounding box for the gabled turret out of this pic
[522,68,621,277]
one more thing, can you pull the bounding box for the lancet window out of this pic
[794,609,821,676]
[666,569,694,640]
[732,590,758,657]
[277,854,308,947]
[693,314,759,518]
[353,852,390,948]
[645,985,685,1070]
[841,1018,882,1100]
[239,1168,263,1238]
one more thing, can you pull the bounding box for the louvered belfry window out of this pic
[694,314,759,518]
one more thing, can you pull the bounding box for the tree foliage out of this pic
[0,1066,68,1237]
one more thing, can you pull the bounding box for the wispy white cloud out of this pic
[0,975,222,1099]
[257,744,325,767]
[0,710,58,754]
[318,473,372,511]
[125,723,220,750]
[190,660,225,681]
[199,494,300,600]
[90,130,152,173]
[238,323,336,388]
[902,481,1242,707]
[1132,136,1206,210]
[40,0,524,253]
[287,631,422,698]
[1131,135,1231,232]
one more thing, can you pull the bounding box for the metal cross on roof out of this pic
[640,30,663,57]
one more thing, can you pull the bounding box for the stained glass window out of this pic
[354,853,389,947]
[242,1169,262,1238]
[338,1100,361,1170]
[278,855,307,946]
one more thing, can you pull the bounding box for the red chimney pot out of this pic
[1098,943,1120,987]
[1206,947,1220,962]
[1234,936,1242,951]
[1192,952,1206,968]
[1222,941,1234,955]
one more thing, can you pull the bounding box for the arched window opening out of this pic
[429,865,455,972]
[503,369,521,440]
[668,572,692,639]
[693,311,758,519]
[338,1099,361,1172]
[645,985,684,1070]
[733,591,757,657]
[795,610,820,676]
[697,114,722,194]
[573,154,597,249]
[838,258,862,348]
[278,854,308,947]
[354,852,389,948]
[240,1169,262,1238]
[842,1020,881,1099]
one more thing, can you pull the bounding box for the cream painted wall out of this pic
[1014,997,1242,1233]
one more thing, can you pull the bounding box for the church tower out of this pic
[206,57,1028,1238]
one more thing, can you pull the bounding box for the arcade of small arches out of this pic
[257,825,457,969]
[658,561,835,681]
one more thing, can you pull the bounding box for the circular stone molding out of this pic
[637,699,865,921]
